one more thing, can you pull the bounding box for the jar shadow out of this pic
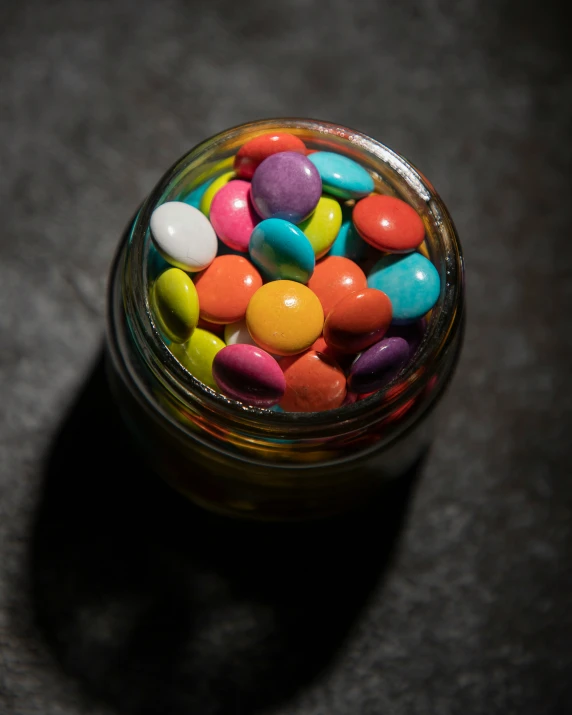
[28,349,426,715]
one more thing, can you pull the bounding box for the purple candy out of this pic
[250,151,322,224]
[212,344,286,408]
[348,337,410,394]
[385,319,427,359]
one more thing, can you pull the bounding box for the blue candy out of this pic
[181,179,213,209]
[249,218,315,284]
[367,252,440,323]
[329,213,369,262]
[308,152,374,199]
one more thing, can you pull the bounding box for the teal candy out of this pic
[329,214,368,261]
[181,179,213,209]
[308,152,374,199]
[147,244,171,281]
[367,252,440,323]
[249,218,315,283]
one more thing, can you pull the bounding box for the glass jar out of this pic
[105,118,465,520]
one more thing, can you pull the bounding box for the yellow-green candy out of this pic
[151,268,199,343]
[299,196,343,258]
[170,328,225,390]
[199,171,234,217]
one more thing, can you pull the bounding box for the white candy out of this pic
[150,201,217,272]
[224,319,281,360]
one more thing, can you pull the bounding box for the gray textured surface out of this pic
[1,0,572,713]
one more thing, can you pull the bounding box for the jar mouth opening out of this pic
[124,118,464,437]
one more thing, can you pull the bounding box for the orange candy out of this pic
[323,288,392,354]
[234,132,307,179]
[280,350,347,412]
[194,255,262,324]
[307,256,367,317]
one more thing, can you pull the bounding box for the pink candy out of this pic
[209,180,259,252]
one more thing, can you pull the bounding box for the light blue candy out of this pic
[249,218,315,284]
[308,152,374,199]
[329,214,368,262]
[181,179,213,209]
[367,252,440,324]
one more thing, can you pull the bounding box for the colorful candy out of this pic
[213,344,286,407]
[246,280,324,356]
[150,268,200,343]
[169,328,225,391]
[307,256,367,317]
[150,201,217,272]
[299,196,343,258]
[209,180,259,252]
[353,194,425,253]
[194,255,262,324]
[348,337,410,394]
[250,152,322,223]
[249,218,315,283]
[323,288,392,354]
[280,350,347,412]
[328,213,369,262]
[367,252,440,323]
[307,152,374,199]
[234,132,306,179]
[200,171,234,217]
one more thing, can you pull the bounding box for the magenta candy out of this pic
[209,180,259,252]
[348,337,410,394]
[212,344,286,407]
[250,151,322,224]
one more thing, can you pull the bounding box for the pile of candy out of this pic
[148,132,440,412]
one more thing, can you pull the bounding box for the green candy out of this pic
[169,328,225,391]
[151,268,199,343]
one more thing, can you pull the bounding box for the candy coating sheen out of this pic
[307,256,367,317]
[323,288,392,354]
[234,132,307,179]
[353,194,425,253]
[280,350,347,412]
[249,218,315,283]
[246,280,324,356]
[250,152,322,224]
[209,180,259,252]
[307,152,374,199]
[298,195,343,258]
[169,328,225,391]
[194,255,262,324]
[328,215,369,262]
[150,267,199,344]
[199,171,234,217]
[367,252,440,323]
[348,337,410,394]
[213,344,286,407]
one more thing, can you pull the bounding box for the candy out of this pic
[234,132,307,179]
[307,152,374,199]
[323,288,392,354]
[213,344,286,407]
[249,218,315,283]
[150,267,200,343]
[246,280,324,356]
[224,318,258,347]
[150,201,218,272]
[280,350,346,412]
[328,213,368,262]
[386,319,426,359]
[194,255,262,324]
[209,180,259,253]
[169,328,225,391]
[353,194,425,253]
[250,152,322,223]
[367,253,440,323]
[182,179,213,209]
[299,195,343,258]
[307,256,367,317]
[199,171,234,217]
[348,337,410,394]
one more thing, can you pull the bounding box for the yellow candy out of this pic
[199,171,234,217]
[169,328,225,390]
[246,280,324,356]
[151,268,199,343]
[299,195,343,258]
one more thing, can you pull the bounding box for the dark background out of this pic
[1,0,571,713]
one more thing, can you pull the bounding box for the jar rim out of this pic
[122,117,464,444]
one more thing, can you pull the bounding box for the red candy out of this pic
[307,256,367,317]
[280,350,347,412]
[353,194,425,253]
[323,288,392,354]
[234,132,307,179]
[194,255,262,324]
